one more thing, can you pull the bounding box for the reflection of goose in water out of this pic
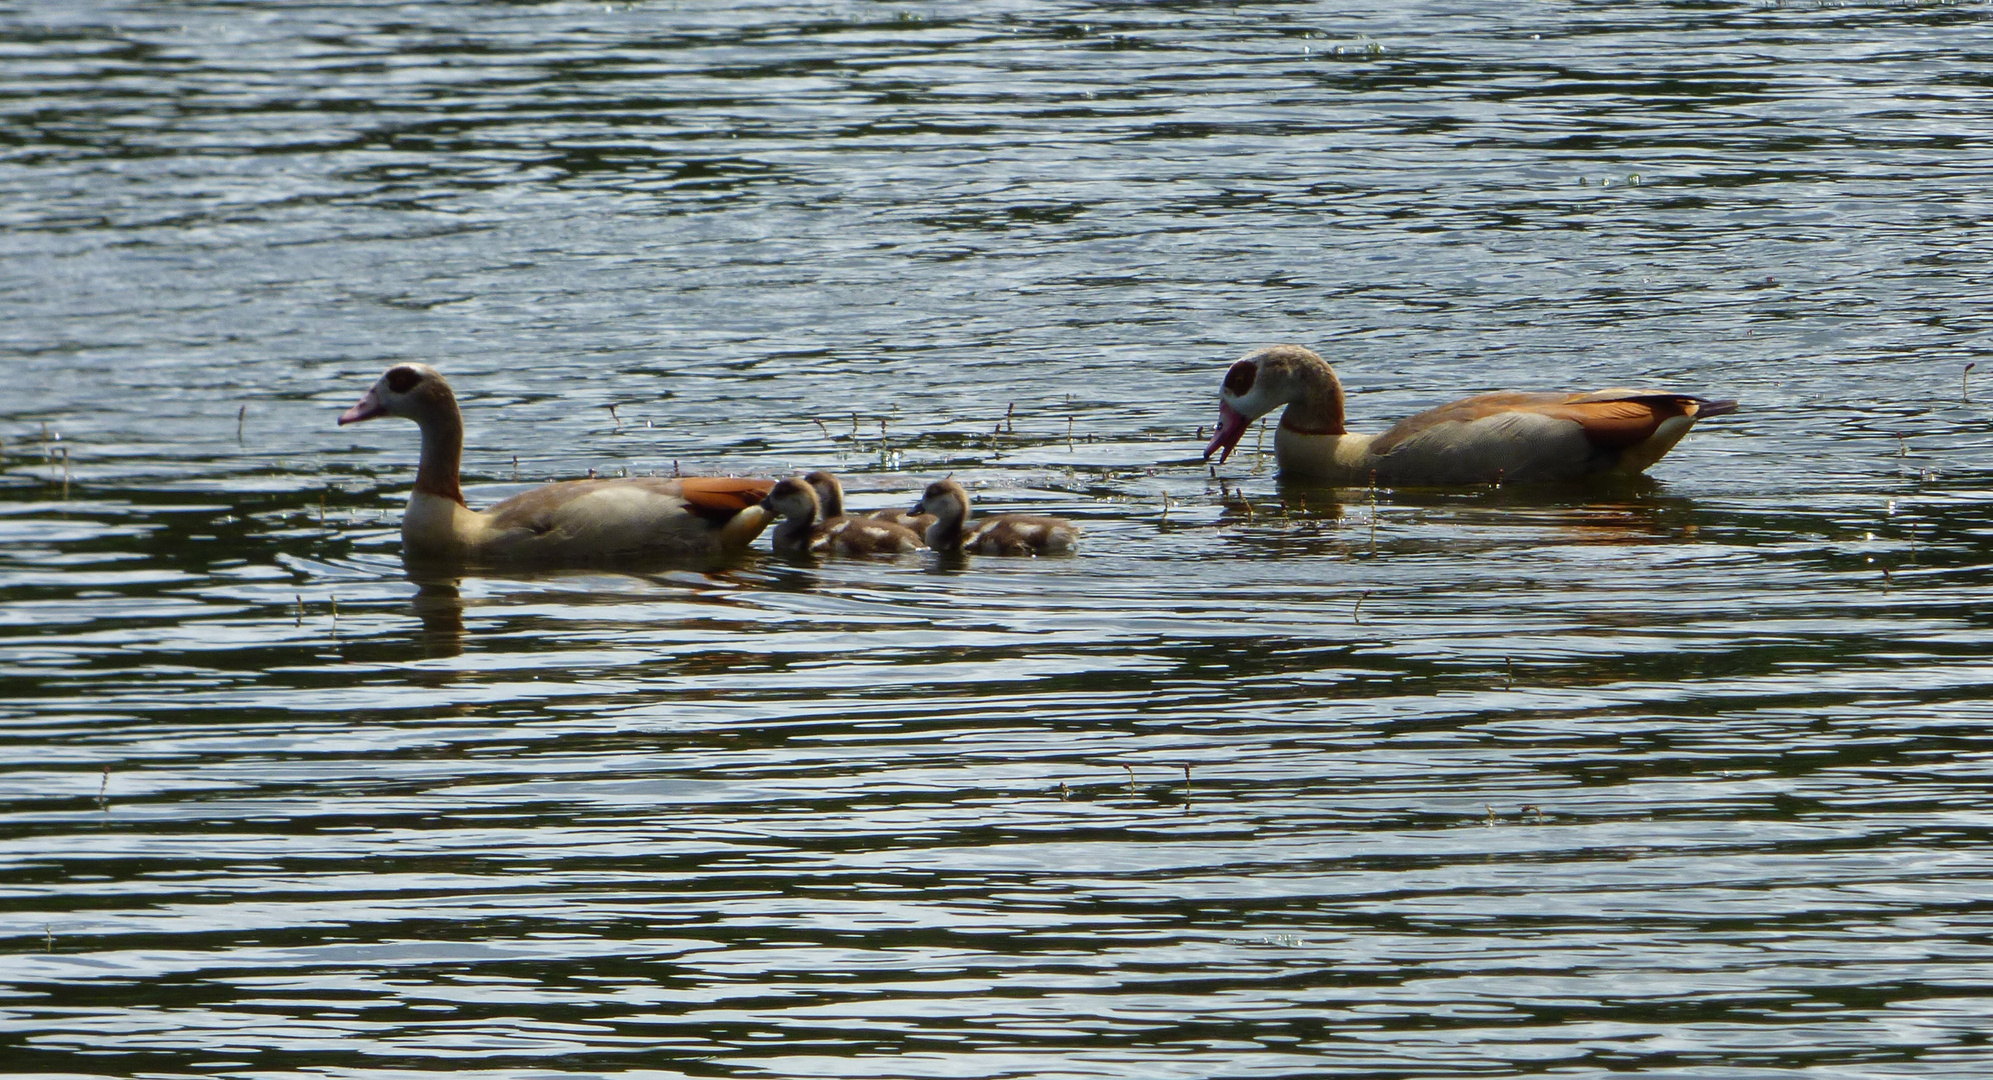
[1204,345,1737,485]
[403,565,765,662]
[914,478,1079,556]
[408,572,465,661]
[339,364,772,563]
[1211,477,1702,556]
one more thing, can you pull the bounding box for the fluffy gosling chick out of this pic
[808,469,936,535]
[803,470,848,519]
[914,477,1079,556]
[764,477,923,557]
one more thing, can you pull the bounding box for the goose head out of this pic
[1202,345,1345,464]
[340,363,455,427]
[913,477,969,522]
[760,476,822,522]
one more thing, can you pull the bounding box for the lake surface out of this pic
[7,1,1993,1076]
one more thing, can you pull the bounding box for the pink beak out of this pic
[338,386,387,426]
[1202,400,1251,464]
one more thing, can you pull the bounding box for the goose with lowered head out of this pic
[1203,345,1737,485]
[338,363,772,563]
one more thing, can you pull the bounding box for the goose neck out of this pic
[414,396,466,506]
[924,502,968,551]
[1280,358,1348,436]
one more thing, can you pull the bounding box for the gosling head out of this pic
[913,476,969,521]
[759,476,822,521]
[802,470,845,519]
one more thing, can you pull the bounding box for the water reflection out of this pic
[408,571,464,660]
[8,1,1993,1077]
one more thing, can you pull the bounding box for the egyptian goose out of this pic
[338,363,772,562]
[1203,345,1738,485]
[763,476,923,556]
[805,470,937,535]
[914,478,1079,556]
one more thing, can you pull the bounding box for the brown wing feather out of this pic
[1372,391,1703,454]
[676,477,776,523]
[1530,397,1691,450]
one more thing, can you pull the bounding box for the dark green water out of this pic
[6,1,1993,1076]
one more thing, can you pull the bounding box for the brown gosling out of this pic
[868,505,939,534]
[763,477,923,557]
[808,469,936,535]
[803,470,847,519]
[913,477,1079,556]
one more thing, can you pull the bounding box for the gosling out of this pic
[764,476,923,556]
[913,477,1079,556]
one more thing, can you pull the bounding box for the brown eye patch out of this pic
[385,366,422,394]
[1223,360,1258,396]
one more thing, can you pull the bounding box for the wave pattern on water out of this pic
[6,1,1993,1076]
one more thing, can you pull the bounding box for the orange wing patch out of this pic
[1533,397,1689,451]
[677,477,776,523]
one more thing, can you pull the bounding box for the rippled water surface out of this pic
[7,1,1993,1076]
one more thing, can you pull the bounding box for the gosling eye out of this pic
[385,366,423,394]
[1222,359,1258,397]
